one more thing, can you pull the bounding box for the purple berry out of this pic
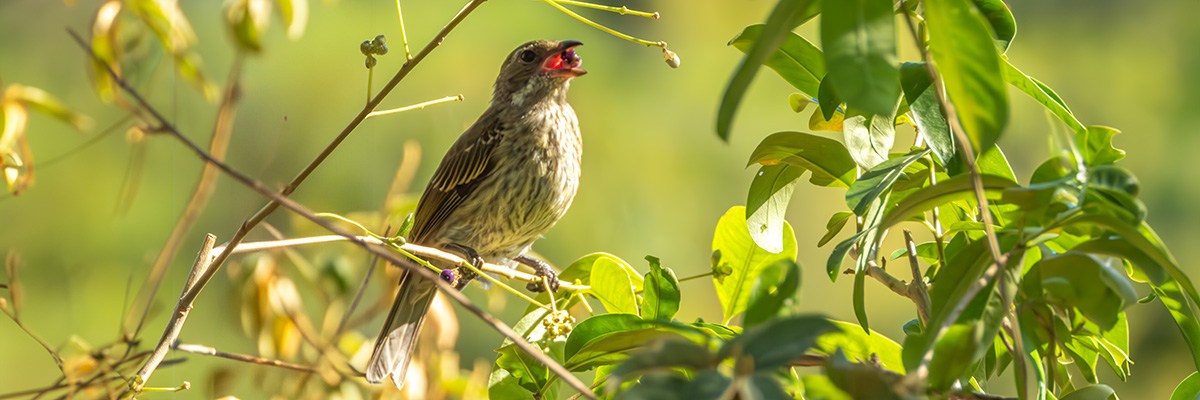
[440,269,455,283]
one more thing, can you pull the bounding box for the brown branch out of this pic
[130,234,216,392]
[124,53,247,339]
[900,12,1019,392]
[71,12,595,399]
[903,230,932,325]
[174,342,316,373]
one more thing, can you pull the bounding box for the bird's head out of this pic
[493,40,585,108]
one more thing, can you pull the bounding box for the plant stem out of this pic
[366,94,463,119]
[542,0,664,47]
[553,0,659,19]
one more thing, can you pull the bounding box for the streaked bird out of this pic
[366,39,586,387]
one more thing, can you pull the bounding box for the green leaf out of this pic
[608,339,715,385]
[843,104,899,169]
[820,0,899,116]
[746,131,858,188]
[1002,60,1084,134]
[926,324,982,390]
[591,257,639,315]
[712,206,798,322]
[1171,372,1200,400]
[740,375,792,400]
[802,375,853,400]
[615,370,732,400]
[789,93,815,112]
[1039,253,1137,330]
[493,344,552,394]
[744,260,801,328]
[818,211,854,247]
[818,75,843,120]
[747,164,802,253]
[975,146,1016,183]
[816,320,906,373]
[846,149,931,215]
[881,173,1017,229]
[717,315,839,370]
[925,0,1009,152]
[1078,126,1126,166]
[642,256,680,321]
[1060,385,1117,400]
[824,350,917,400]
[717,0,820,140]
[488,308,561,397]
[564,314,680,371]
[970,0,1017,52]
[730,25,826,97]
[900,62,955,168]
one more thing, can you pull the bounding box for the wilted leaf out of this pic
[225,0,271,52]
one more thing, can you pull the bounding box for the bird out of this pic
[366,39,587,388]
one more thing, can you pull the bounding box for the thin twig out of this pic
[901,12,1019,392]
[366,94,463,119]
[125,53,246,339]
[903,230,932,325]
[207,235,588,292]
[131,234,216,392]
[174,342,315,373]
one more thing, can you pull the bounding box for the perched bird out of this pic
[366,40,587,387]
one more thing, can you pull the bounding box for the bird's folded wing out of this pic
[409,113,506,242]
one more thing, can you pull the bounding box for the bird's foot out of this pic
[444,243,483,290]
[515,255,560,292]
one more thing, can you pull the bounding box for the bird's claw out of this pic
[516,255,560,293]
[446,243,483,290]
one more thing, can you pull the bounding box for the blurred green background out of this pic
[1,0,1198,398]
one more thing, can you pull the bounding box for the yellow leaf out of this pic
[809,106,845,132]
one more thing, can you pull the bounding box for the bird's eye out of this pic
[519,50,537,63]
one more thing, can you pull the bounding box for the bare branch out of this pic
[903,230,932,325]
[131,234,216,392]
[175,342,316,373]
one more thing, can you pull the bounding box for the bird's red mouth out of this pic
[542,42,585,77]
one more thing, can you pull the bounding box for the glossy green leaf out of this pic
[641,256,680,321]
[925,0,1009,152]
[591,257,639,315]
[747,164,802,253]
[846,149,930,215]
[816,320,906,373]
[1040,253,1137,330]
[843,104,899,169]
[494,344,552,394]
[744,260,801,327]
[818,75,842,120]
[615,370,732,400]
[818,211,854,247]
[976,146,1016,183]
[488,307,560,397]
[717,0,819,140]
[564,314,680,371]
[881,173,1017,229]
[900,62,955,168]
[1003,60,1084,134]
[824,350,917,400]
[712,206,798,322]
[826,230,867,280]
[820,0,899,116]
[1060,385,1117,400]
[1171,372,1200,400]
[926,324,982,390]
[1078,126,1126,166]
[717,315,839,370]
[746,131,858,188]
[608,339,714,384]
[730,25,826,96]
[970,0,1017,51]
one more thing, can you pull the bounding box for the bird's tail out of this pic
[366,270,437,387]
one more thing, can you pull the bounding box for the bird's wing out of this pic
[409,111,506,242]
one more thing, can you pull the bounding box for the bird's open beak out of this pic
[542,40,586,77]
